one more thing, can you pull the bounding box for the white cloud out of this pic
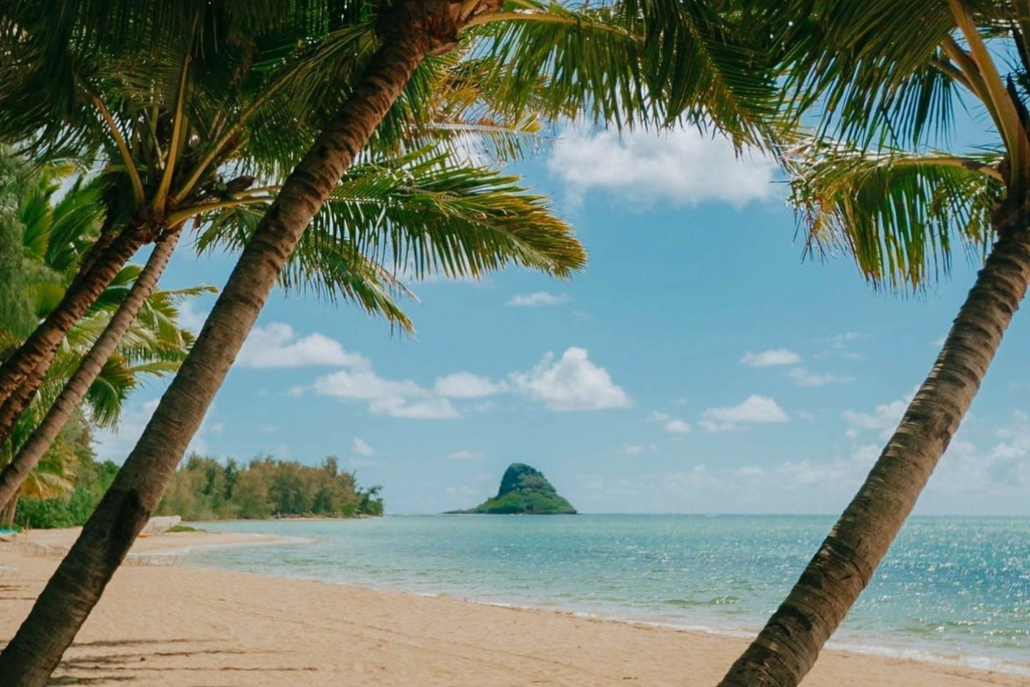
[312,359,459,420]
[741,348,801,367]
[238,323,365,368]
[664,419,692,434]
[449,450,485,461]
[547,127,776,208]
[623,443,658,455]
[510,347,631,412]
[788,367,855,387]
[506,292,571,307]
[177,301,210,334]
[351,438,375,456]
[843,396,909,439]
[434,372,507,398]
[851,444,880,465]
[700,395,789,432]
[368,396,460,419]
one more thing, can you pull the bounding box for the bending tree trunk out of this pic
[0,494,16,528]
[0,226,149,437]
[0,365,49,447]
[0,19,431,685]
[0,229,182,514]
[717,227,1030,687]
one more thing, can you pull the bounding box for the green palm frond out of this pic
[778,0,962,149]
[787,137,1003,290]
[469,0,778,145]
[199,151,585,287]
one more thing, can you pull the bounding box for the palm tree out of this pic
[0,163,107,440]
[0,1,778,682]
[0,0,629,443]
[0,229,182,513]
[718,2,1030,685]
[0,256,204,530]
[0,0,562,442]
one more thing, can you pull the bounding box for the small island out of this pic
[450,463,577,514]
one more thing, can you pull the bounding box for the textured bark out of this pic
[717,227,1030,687]
[0,225,148,434]
[0,9,433,683]
[0,230,181,514]
[0,494,16,528]
[0,364,48,447]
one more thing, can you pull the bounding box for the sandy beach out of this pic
[1,528,1027,687]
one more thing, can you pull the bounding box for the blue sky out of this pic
[96,125,1030,517]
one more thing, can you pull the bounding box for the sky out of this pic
[94,124,1030,517]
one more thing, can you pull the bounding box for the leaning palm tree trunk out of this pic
[0,16,433,684]
[0,225,149,437]
[0,229,182,514]
[717,225,1030,686]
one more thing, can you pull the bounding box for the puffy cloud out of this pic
[351,438,375,456]
[238,323,365,368]
[312,358,459,420]
[700,395,789,432]
[843,396,909,439]
[664,419,692,434]
[506,292,571,307]
[740,348,801,367]
[367,396,460,420]
[434,372,507,398]
[548,127,777,208]
[510,347,631,412]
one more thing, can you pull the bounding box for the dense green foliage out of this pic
[460,463,576,515]
[12,416,119,529]
[156,455,383,521]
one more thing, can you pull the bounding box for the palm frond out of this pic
[786,136,1003,290]
[778,0,968,149]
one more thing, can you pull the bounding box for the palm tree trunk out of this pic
[0,365,48,447]
[0,12,434,684]
[0,225,149,435]
[0,494,16,528]
[0,229,182,514]
[717,226,1030,687]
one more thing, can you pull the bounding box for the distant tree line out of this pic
[156,454,384,521]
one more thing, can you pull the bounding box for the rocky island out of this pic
[450,463,576,514]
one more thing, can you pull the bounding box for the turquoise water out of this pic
[187,515,1030,673]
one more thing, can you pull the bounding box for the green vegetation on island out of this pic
[157,455,384,521]
[454,463,576,515]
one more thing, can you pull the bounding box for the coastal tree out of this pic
[718,2,1030,685]
[0,1,780,683]
[0,0,562,444]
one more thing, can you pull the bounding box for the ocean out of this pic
[186,514,1030,674]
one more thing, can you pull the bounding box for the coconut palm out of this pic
[717,3,1030,685]
[0,259,206,530]
[0,0,577,443]
[0,1,780,682]
[0,163,107,440]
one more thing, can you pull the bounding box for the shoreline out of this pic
[185,524,1030,679]
[2,528,1028,686]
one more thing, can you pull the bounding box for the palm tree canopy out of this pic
[779,0,1030,290]
[0,0,629,334]
[0,157,210,456]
